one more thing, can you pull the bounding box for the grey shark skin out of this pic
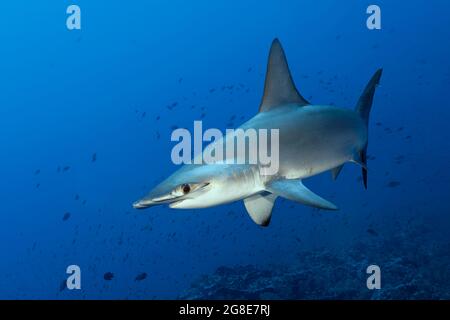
[133,39,382,226]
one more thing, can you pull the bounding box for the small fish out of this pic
[367,228,378,236]
[387,181,401,188]
[59,279,67,292]
[135,272,147,281]
[103,272,114,281]
[62,212,71,221]
[92,153,97,162]
[34,169,40,175]
[394,155,404,164]
[167,103,178,110]
[63,166,70,172]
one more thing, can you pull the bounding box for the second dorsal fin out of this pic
[259,39,309,112]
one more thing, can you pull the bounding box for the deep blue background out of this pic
[0,0,449,299]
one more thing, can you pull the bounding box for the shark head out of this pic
[133,164,260,210]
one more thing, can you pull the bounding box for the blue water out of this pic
[0,0,449,299]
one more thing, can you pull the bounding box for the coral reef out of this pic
[181,226,450,300]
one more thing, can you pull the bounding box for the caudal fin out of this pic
[355,69,383,189]
[356,69,383,125]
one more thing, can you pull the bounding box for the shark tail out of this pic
[355,68,383,189]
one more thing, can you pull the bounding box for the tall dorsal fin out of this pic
[259,39,309,112]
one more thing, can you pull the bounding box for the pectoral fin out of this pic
[331,165,344,180]
[266,179,338,210]
[243,193,277,227]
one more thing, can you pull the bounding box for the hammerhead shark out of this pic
[133,39,382,226]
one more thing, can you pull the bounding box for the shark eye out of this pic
[172,182,209,197]
[181,184,191,194]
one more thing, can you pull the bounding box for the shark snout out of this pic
[132,199,155,209]
[132,192,180,209]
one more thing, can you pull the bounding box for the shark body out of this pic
[133,39,382,226]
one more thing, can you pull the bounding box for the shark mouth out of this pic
[133,196,185,209]
[151,194,180,203]
[133,182,210,209]
[132,195,179,209]
[168,199,185,208]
